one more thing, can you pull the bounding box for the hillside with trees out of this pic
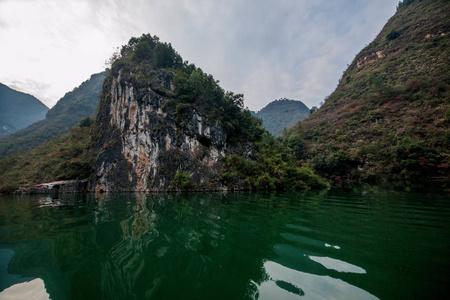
[0,72,105,158]
[103,34,265,145]
[0,34,327,193]
[255,98,310,136]
[0,118,96,193]
[284,0,450,183]
[92,34,326,192]
[0,83,48,137]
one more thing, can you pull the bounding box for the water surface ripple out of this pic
[0,187,449,299]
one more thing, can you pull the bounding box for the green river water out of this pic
[0,187,449,299]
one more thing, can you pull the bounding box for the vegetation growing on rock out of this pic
[93,34,326,192]
[0,118,98,193]
[284,0,450,183]
[223,133,327,191]
[105,34,265,145]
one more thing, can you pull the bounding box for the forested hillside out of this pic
[255,98,310,136]
[0,83,48,137]
[284,0,450,183]
[0,35,327,193]
[0,72,105,158]
[92,34,326,192]
[0,119,96,193]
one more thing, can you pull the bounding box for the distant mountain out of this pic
[255,98,310,136]
[0,35,327,193]
[0,71,106,158]
[285,0,450,182]
[0,83,48,137]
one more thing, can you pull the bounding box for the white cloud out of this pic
[0,0,398,110]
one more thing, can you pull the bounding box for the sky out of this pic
[0,0,399,111]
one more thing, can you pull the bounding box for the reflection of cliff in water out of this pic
[0,191,382,299]
[0,192,275,299]
[99,194,162,299]
[95,193,276,299]
[0,194,99,300]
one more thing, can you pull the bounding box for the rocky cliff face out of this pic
[93,69,245,192]
[89,34,326,192]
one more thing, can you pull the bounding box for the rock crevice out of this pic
[92,69,234,192]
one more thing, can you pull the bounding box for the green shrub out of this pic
[173,170,194,190]
[397,0,415,9]
[0,183,20,194]
[223,135,328,191]
[256,173,276,190]
[79,116,94,127]
[387,29,400,40]
[174,103,192,123]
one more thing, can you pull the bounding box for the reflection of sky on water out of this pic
[1,249,48,299]
[0,278,49,300]
[0,249,33,292]
[257,215,373,299]
[325,243,340,249]
[308,256,366,274]
[1,190,449,299]
[251,261,378,300]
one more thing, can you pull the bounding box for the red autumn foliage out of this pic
[418,157,427,167]
[395,94,406,101]
[405,79,420,92]
[349,106,359,113]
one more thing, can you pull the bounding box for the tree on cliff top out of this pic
[107,33,266,144]
[99,33,327,191]
[108,33,183,70]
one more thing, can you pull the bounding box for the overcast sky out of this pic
[0,0,398,111]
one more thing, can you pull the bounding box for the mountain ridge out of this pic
[255,98,310,136]
[0,72,106,158]
[0,35,327,193]
[92,34,326,192]
[0,83,48,137]
[285,0,450,183]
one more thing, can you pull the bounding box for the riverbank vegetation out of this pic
[0,118,97,193]
[1,35,328,193]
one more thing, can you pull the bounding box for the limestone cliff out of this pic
[91,34,326,192]
[94,70,229,191]
[0,35,327,193]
